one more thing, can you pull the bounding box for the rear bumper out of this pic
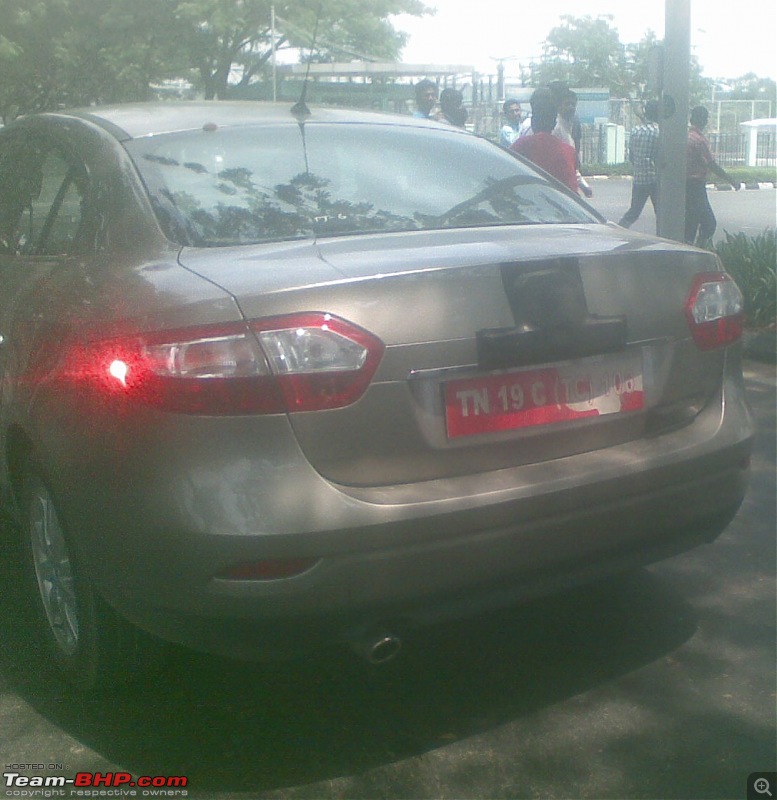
[33,359,754,661]
[111,446,749,660]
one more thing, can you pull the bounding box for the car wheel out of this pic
[21,462,141,692]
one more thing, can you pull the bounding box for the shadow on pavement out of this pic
[0,551,697,795]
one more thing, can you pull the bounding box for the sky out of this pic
[391,0,777,81]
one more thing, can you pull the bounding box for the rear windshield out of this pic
[125,122,599,247]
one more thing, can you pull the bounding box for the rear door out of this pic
[0,127,91,492]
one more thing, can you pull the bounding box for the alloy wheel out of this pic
[29,481,79,656]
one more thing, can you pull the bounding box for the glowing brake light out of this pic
[108,359,129,387]
[65,313,383,415]
[684,272,744,351]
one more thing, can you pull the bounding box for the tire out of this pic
[20,461,143,693]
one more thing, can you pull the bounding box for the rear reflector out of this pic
[62,313,384,415]
[684,272,744,351]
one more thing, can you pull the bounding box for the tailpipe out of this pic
[348,627,402,665]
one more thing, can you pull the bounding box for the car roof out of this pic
[40,101,446,141]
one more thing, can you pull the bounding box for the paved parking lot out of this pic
[583,177,776,241]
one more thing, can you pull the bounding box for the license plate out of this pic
[444,352,644,439]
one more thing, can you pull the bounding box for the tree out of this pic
[174,0,430,100]
[57,0,188,103]
[532,15,630,96]
[0,0,430,118]
[623,29,660,97]
[529,16,710,104]
[0,0,64,121]
[725,73,777,107]
[0,0,186,120]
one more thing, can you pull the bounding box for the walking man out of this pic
[685,105,740,246]
[618,100,661,230]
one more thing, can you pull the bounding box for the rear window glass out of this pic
[125,122,598,247]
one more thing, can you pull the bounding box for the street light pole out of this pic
[489,56,521,103]
[656,0,691,242]
[271,4,277,102]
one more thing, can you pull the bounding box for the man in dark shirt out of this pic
[439,88,467,127]
[685,105,740,246]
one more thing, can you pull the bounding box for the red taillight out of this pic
[251,313,384,411]
[62,313,384,415]
[684,272,744,351]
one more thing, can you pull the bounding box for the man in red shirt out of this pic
[686,105,740,246]
[511,88,579,194]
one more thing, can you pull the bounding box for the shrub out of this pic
[727,167,777,186]
[714,229,777,328]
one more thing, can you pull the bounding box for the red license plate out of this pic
[444,353,644,438]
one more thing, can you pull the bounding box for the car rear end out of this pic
[40,107,753,660]
[51,232,749,661]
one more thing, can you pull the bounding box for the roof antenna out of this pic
[290,0,322,119]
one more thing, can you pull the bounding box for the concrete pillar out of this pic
[747,127,758,167]
[656,0,691,242]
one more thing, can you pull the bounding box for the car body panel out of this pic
[179,227,725,485]
[0,102,753,662]
[28,355,750,661]
[69,101,456,141]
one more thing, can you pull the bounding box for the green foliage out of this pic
[530,15,709,103]
[176,0,430,99]
[724,73,777,107]
[0,0,431,116]
[714,229,777,328]
[0,0,187,119]
[723,167,777,185]
[532,15,628,95]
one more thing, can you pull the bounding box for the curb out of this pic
[584,176,777,190]
[711,182,777,191]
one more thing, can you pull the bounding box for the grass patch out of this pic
[727,167,777,185]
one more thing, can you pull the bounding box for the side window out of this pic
[0,136,85,257]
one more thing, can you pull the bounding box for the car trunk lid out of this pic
[178,225,728,487]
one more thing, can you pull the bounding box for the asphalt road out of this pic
[583,178,776,241]
[1,363,775,800]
